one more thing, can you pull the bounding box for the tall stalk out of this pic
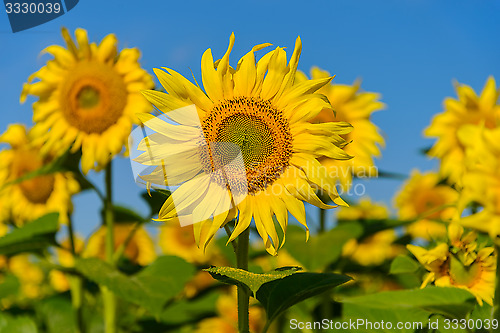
[318,208,332,319]
[236,227,250,333]
[67,216,84,333]
[494,245,500,332]
[102,162,116,333]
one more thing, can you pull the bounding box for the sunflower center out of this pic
[12,150,55,204]
[201,97,292,193]
[60,61,127,134]
[77,86,100,109]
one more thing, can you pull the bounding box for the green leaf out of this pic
[0,213,59,255]
[75,256,195,316]
[0,313,38,333]
[257,272,351,325]
[205,266,301,296]
[0,274,20,299]
[389,255,420,275]
[284,223,363,271]
[342,287,476,332]
[1,148,87,189]
[141,190,170,218]
[108,205,147,223]
[36,296,76,333]
[159,292,218,325]
[374,170,408,180]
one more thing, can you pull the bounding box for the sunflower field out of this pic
[1,2,499,333]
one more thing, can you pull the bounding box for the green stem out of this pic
[236,227,250,333]
[318,208,333,319]
[67,216,84,333]
[102,162,116,333]
[112,220,141,264]
[319,208,326,233]
[494,245,500,331]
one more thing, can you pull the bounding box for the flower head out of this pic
[0,124,79,225]
[84,223,156,266]
[21,28,154,174]
[425,77,500,184]
[296,68,385,191]
[407,224,496,306]
[136,34,352,255]
[49,236,85,292]
[343,229,404,266]
[394,170,458,240]
[455,125,500,242]
[7,255,45,299]
[337,197,389,221]
[159,222,222,265]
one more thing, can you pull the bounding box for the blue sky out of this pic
[1,0,499,237]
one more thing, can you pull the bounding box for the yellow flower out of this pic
[407,225,496,306]
[84,223,156,266]
[337,197,389,221]
[343,230,404,266]
[425,77,500,184]
[0,124,79,225]
[20,28,154,174]
[49,236,85,292]
[394,170,458,240]
[8,255,45,299]
[49,270,70,293]
[159,223,219,265]
[454,125,500,242]
[458,125,500,211]
[460,212,500,244]
[184,271,217,298]
[136,34,352,255]
[197,292,265,333]
[296,67,385,191]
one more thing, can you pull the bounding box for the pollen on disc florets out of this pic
[201,96,292,194]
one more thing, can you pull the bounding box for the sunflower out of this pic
[407,224,496,306]
[0,124,79,225]
[342,229,404,266]
[49,236,84,292]
[84,223,156,266]
[456,125,500,242]
[159,222,223,265]
[424,77,500,185]
[8,255,45,299]
[337,197,389,221]
[296,67,385,191]
[338,198,403,266]
[394,170,458,241]
[136,34,352,255]
[20,28,154,174]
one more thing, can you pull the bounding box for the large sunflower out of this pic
[296,67,385,191]
[424,77,500,185]
[0,124,79,225]
[20,28,154,174]
[136,34,352,255]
